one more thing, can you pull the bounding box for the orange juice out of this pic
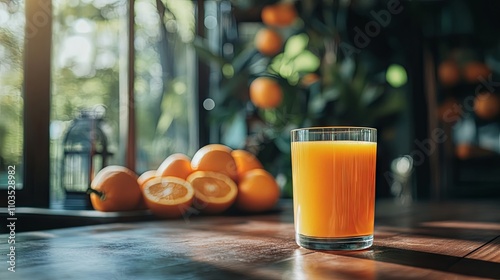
[292,140,377,238]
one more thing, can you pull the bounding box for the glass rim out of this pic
[291,126,377,142]
[291,126,377,133]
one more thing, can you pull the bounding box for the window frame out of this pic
[0,0,52,207]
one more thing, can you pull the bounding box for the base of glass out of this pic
[296,233,373,251]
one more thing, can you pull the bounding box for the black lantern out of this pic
[61,105,112,209]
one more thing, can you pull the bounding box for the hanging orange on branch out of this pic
[474,92,500,120]
[463,61,491,83]
[261,2,298,27]
[254,28,283,56]
[438,60,460,87]
[249,77,283,109]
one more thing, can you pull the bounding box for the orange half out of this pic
[187,171,238,214]
[138,170,157,189]
[142,177,194,219]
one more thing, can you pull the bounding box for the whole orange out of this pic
[231,149,263,181]
[89,165,142,212]
[437,97,462,123]
[474,92,500,120]
[157,153,193,180]
[236,169,280,213]
[191,144,238,182]
[300,73,320,87]
[249,77,283,109]
[261,3,298,27]
[254,28,282,56]
[464,61,491,83]
[438,60,460,87]
[455,144,472,160]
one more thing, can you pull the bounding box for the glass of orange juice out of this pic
[291,127,377,250]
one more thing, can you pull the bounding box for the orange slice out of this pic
[142,177,194,219]
[187,171,238,214]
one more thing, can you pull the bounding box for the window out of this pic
[0,0,202,208]
[134,0,198,172]
[50,0,127,206]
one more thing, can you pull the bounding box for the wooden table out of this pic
[1,199,499,279]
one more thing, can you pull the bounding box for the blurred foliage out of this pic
[194,0,407,196]
[51,0,124,142]
[136,0,195,172]
[0,0,24,169]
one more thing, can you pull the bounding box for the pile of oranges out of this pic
[438,59,491,87]
[88,144,280,219]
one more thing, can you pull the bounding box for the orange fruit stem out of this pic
[87,188,106,201]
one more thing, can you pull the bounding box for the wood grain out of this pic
[448,236,500,279]
[1,200,499,279]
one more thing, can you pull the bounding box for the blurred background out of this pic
[1,0,500,209]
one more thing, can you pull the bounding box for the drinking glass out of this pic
[291,127,377,250]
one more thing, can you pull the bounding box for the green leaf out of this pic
[269,53,285,74]
[249,56,272,76]
[274,133,291,154]
[386,64,408,88]
[284,33,309,59]
[361,85,384,106]
[339,58,355,80]
[308,93,326,114]
[191,38,227,66]
[231,46,259,73]
[292,50,320,73]
[323,87,341,102]
[368,90,405,120]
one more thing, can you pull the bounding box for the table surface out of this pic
[1,199,500,279]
